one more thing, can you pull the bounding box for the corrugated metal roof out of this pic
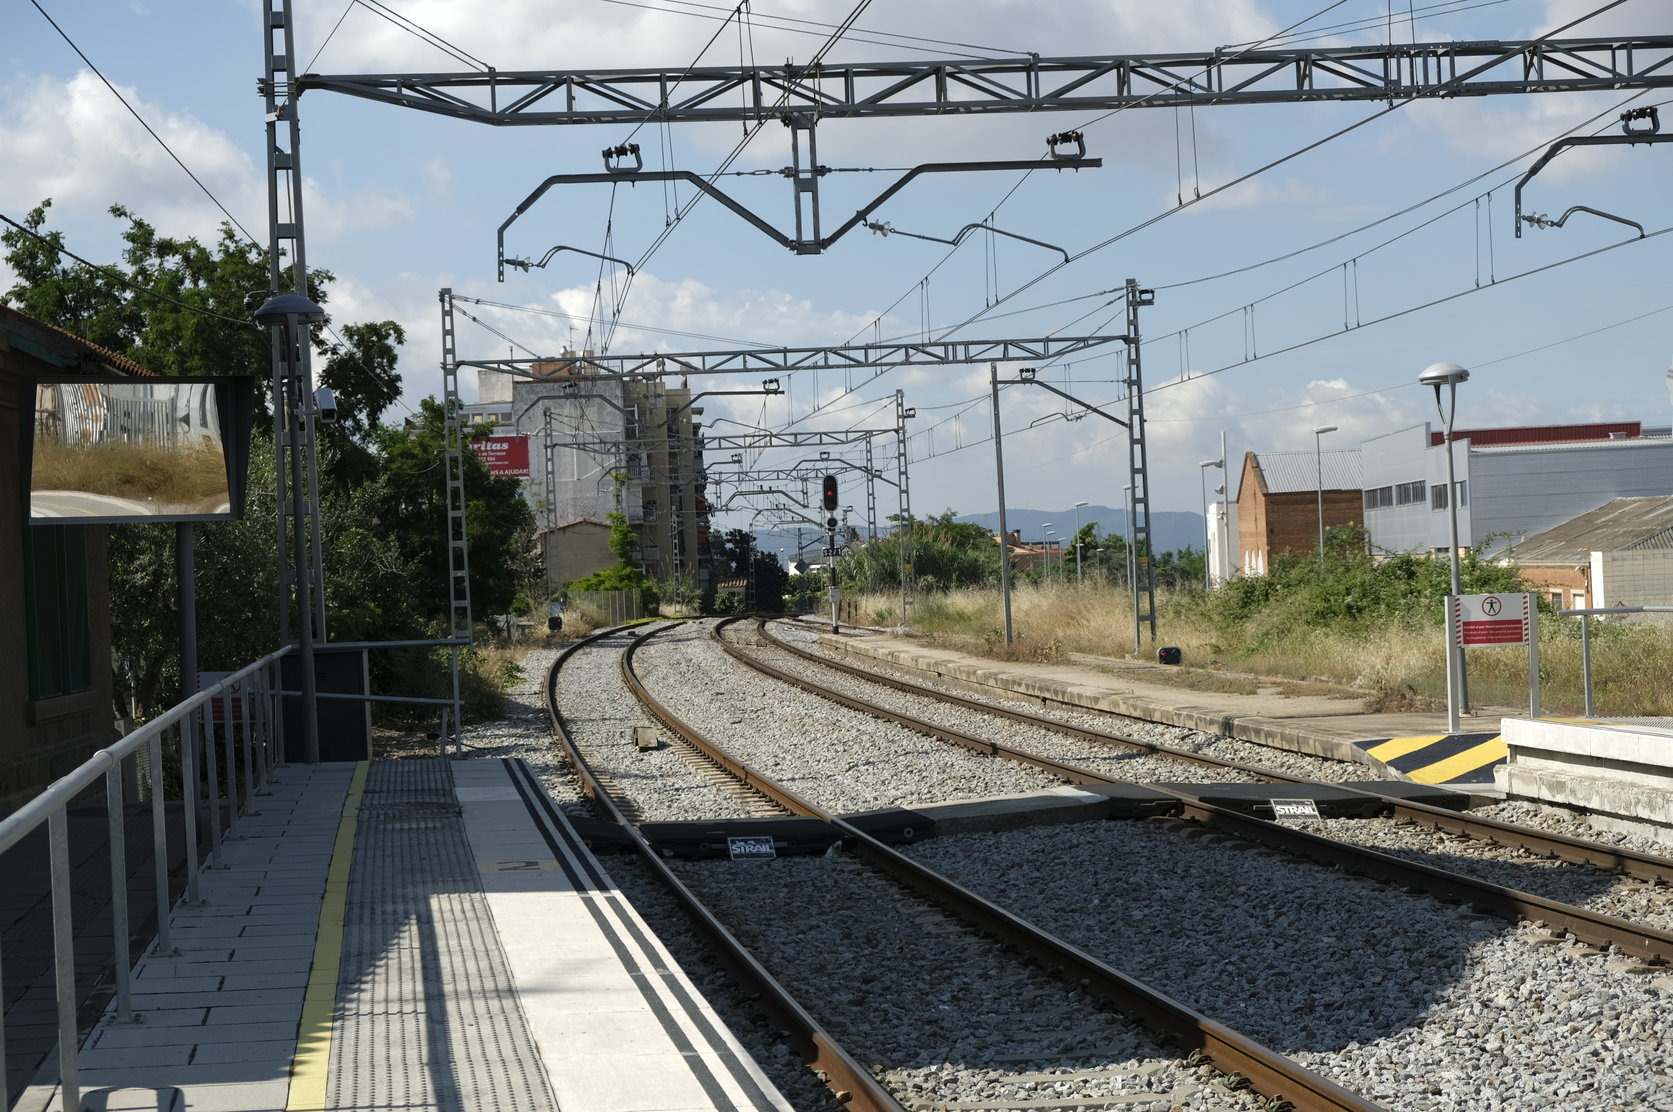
[1252,449,1362,494]
[1503,496,1673,563]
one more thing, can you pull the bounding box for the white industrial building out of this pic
[1360,421,1673,557]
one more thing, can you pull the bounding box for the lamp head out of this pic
[1313,425,1338,435]
[1419,362,1469,388]
[252,292,326,325]
[1198,458,1223,469]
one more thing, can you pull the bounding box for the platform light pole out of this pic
[255,292,326,764]
[1420,362,1469,732]
[1312,425,1338,559]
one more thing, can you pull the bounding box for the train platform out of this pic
[21,757,793,1112]
[816,630,1516,788]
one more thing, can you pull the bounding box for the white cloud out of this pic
[0,70,418,255]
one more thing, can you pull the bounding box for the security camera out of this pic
[313,386,338,424]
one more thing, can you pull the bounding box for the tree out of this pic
[4,200,535,715]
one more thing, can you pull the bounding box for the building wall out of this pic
[1516,564,1589,610]
[1365,424,1673,556]
[1473,440,1673,546]
[1594,550,1673,616]
[549,521,615,586]
[1,320,118,813]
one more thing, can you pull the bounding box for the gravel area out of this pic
[458,644,588,811]
[766,620,1379,783]
[553,625,758,821]
[1280,814,1673,932]
[632,621,1067,812]
[908,820,1673,1112]
[671,850,1273,1112]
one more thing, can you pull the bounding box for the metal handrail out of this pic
[0,645,292,1112]
[1556,606,1673,717]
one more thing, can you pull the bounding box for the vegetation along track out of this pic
[734,618,1673,955]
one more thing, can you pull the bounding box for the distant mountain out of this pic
[957,506,1206,555]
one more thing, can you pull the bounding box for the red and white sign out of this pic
[1454,592,1531,646]
[474,435,530,477]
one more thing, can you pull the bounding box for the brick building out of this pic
[1235,449,1363,575]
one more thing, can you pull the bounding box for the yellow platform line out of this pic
[1404,738,1508,785]
[288,761,368,1112]
[1362,734,1446,761]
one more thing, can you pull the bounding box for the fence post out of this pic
[105,764,134,1022]
[1581,613,1595,717]
[149,731,174,954]
[48,810,81,1112]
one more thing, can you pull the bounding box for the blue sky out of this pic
[4,0,1671,544]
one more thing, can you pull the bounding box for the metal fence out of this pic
[568,588,642,625]
[0,648,292,1112]
[1556,605,1673,717]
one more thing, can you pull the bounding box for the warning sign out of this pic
[1455,593,1531,646]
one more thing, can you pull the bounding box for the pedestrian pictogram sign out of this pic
[1455,593,1531,646]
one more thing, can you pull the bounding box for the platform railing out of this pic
[0,646,292,1112]
[1557,605,1673,717]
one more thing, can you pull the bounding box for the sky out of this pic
[4,0,1672,549]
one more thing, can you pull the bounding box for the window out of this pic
[1550,590,1563,608]
[1363,486,1394,510]
[1395,480,1426,506]
[25,526,92,701]
[1433,480,1468,511]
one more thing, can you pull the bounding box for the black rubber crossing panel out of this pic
[1153,782,1391,818]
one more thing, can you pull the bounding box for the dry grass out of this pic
[33,438,228,509]
[847,584,1673,717]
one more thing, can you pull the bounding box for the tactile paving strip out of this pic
[330,758,560,1111]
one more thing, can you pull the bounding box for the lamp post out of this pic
[254,292,327,764]
[1312,425,1338,558]
[1419,362,1470,732]
[1197,459,1224,589]
[1042,524,1054,584]
[1044,530,1057,583]
[1073,501,1089,587]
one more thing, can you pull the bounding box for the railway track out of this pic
[540,617,1673,1111]
[547,621,1382,1112]
[729,618,1673,951]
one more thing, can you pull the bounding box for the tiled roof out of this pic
[2,304,154,378]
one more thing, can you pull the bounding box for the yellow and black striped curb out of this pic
[1356,733,1504,785]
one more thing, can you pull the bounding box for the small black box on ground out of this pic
[281,646,372,762]
[1157,646,1182,665]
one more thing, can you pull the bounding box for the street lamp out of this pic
[254,291,327,764]
[1312,425,1338,558]
[1073,501,1089,587]
[1042,524,1054,584]
[1419,361,1470,732]
[1197,459,1224,589]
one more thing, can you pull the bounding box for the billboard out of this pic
[475,435,530,477]
[26,376,256,524]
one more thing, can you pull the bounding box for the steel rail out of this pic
[544,623,906,1112]
[627,618,1385,1112]
[757,619,1673,885]
[727,621,1673,964]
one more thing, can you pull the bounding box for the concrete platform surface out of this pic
[820,630,1520,786]
[22,758,793,1112]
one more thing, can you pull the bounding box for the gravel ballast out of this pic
[907,821,1673,1112]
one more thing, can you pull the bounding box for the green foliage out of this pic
[1211,535,1527,649]
[838,509,1000,593]
[568,510,659,612]
[6,200,535,718]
